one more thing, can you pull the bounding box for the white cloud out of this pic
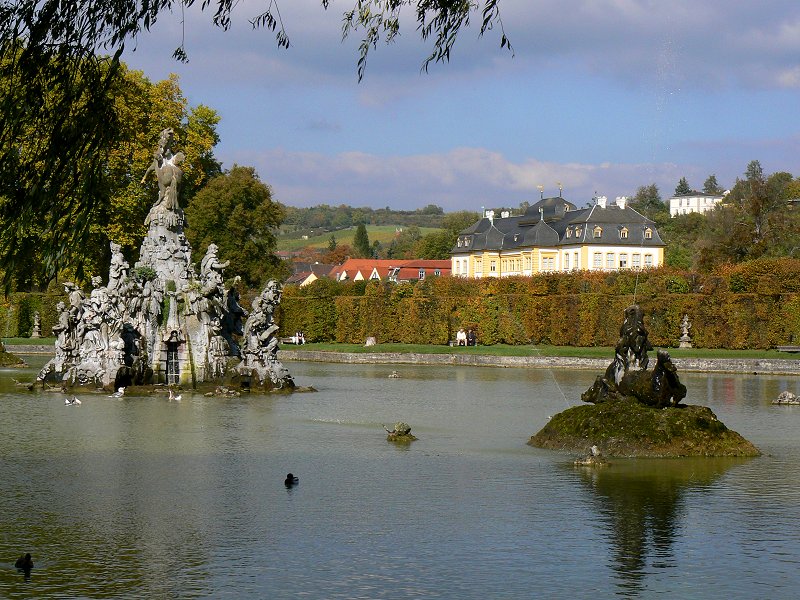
[226,146,690,210]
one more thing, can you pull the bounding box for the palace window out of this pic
[632,253,641,268]
[644,254,654,267]
[542,257,554,271]
[574,252,580,269]
[620,227,628,239]
[644,228,653,239]
[619,254,628,268]
[593,226,603,238]
[454,262,460,275]
[419,269,425,280]
[564,253,570,270]
[490,260,496,272]
[606,253,615,269]
[593,252,602,268]
[525,256,531,270]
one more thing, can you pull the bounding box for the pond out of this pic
[2,356,800,599]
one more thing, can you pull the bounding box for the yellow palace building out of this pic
[451,195,665,277]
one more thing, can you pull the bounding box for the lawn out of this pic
[5,337,797,361]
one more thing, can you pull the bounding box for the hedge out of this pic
[4,259,800,349]
[279,260,800,349]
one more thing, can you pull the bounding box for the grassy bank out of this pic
[3,337,56,345]
[5,337,797,361]
[285,342,799,361]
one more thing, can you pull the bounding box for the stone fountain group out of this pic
[37,129,294,392]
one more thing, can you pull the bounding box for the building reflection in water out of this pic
[575,457,752,597]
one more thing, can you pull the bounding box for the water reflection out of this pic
[576,458,753,597]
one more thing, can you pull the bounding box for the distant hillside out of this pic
[277,225,442,252]
[281,203,446,234]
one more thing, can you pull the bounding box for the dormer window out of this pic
[575,227,582,237]
[513,234,519,242]
[644,228,652,239]
[566,227,572,239]
[593,226,603,238]
[620,227,628,239]
[457,238,462,247]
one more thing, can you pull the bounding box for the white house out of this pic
[669,192,727,217]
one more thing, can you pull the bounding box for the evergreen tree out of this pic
[675,177,692,196]
[703,174,723,195]
[328,234,337,251]
[353,223,371,258]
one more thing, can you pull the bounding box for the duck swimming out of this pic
[168,389,182,401]
[284,473,299,486]
[109,387,125,398]
[64,396,81,406]
[15,553,33,571]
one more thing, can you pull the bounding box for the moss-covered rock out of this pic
[529,398,760,458]
[0,345,26,367]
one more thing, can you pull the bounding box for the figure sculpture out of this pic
[583,305,686,408]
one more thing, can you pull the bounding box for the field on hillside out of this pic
[277,225,442,252]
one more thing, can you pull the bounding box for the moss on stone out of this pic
[0,348,26,367]
[529,398,760,458]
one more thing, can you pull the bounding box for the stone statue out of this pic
[108,241,129,291]
[238,280,294,389]
[679,314,692,348]
[583,305,686,408]
[31,311,41,338]
[222,276,248,356]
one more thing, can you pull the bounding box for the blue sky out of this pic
[122,1,800,212]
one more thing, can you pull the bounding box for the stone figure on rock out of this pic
[583,304,686,408]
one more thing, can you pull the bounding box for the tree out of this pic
[184,165,288,287]
[629,184,667,221]
[353,223,372,258]
[703,174,724,195]
[1,1,509,285]
[675,177,692,196]
[0,61,221,290]
[328,234,337,252]
[694,161,800,270]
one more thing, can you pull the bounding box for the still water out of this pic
[2,356,800,599]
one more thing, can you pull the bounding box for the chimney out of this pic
[615,196,627,209]
[596,195,607,208]
[485,209,495,224]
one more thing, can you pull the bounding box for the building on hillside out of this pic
[284,262,334,287]
[451,195,665,277]
[668,191,726,216]
[327,259,451,283]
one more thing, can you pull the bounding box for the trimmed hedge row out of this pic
[4,259,800,349]
[280,260,800,349]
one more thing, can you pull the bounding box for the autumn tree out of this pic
[629,184,667,221]
[184,165,288,287]
[0,60,220,290]
[695,161,800,270]
[0,2,510,283]
[414,210,481,259]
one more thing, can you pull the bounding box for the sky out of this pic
[121,1,800,213]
